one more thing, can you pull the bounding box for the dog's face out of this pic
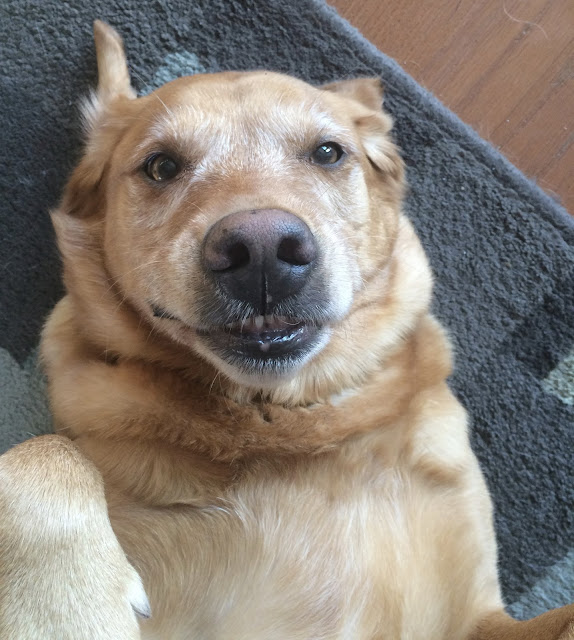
[57,29,404,390]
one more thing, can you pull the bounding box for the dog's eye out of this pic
[311,142,344,166]
[144,154,180,182]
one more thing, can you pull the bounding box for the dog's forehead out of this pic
[155,70,323,112]
[140,71,351,147]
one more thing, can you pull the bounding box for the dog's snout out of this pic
[202,209,318,308]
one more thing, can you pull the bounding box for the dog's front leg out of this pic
[0,435,149,640]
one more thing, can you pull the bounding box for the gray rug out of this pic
[1,0,572,620]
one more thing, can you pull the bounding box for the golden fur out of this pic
[1,20,573,640]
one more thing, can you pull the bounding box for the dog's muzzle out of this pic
[199,209,325,368]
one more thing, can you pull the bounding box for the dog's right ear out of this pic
[59,21,136,219]
[82,20,136,132]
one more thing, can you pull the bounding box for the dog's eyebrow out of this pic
[145,108,199,148]
[124,110,197,167]
[127,100,358,171]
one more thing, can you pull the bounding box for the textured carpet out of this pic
[1,0,572,620]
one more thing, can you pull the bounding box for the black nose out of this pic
[202,209,318,310]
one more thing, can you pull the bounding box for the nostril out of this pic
[206,240,250,272]
[225,242,250,271]
[277,235,316,266]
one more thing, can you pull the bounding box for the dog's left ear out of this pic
[321,77,384,111]
[322,78,402,178]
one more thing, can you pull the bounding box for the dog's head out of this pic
[53,21,431,400]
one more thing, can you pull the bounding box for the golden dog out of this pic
[1,21,572,640]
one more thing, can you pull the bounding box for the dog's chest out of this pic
[130,453,485,640]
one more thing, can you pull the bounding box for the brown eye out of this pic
[311,142,344,165]
[144,154,180,181]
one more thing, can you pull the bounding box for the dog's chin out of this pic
[147,304,332,388]
[194,316,331,389]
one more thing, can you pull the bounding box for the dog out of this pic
[1,20,572,640]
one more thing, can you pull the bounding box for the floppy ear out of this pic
[60,20,136,219]
[322,77,402,179]
[321,77,384,111]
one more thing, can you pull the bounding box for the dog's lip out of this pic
[200,315,308,345]
[150,304,322,357]
[223,315,302,335]
[150,303,180,321]
[198,315,321,357]
[151,304,313,338]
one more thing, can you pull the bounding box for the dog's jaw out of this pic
[192,324,334,389]
[143,303,335,388]
[145,300,344,388]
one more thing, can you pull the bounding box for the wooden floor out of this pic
[329,0,573,215]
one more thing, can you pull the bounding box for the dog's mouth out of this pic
[199,314,321,361]
[150,302,327,376]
